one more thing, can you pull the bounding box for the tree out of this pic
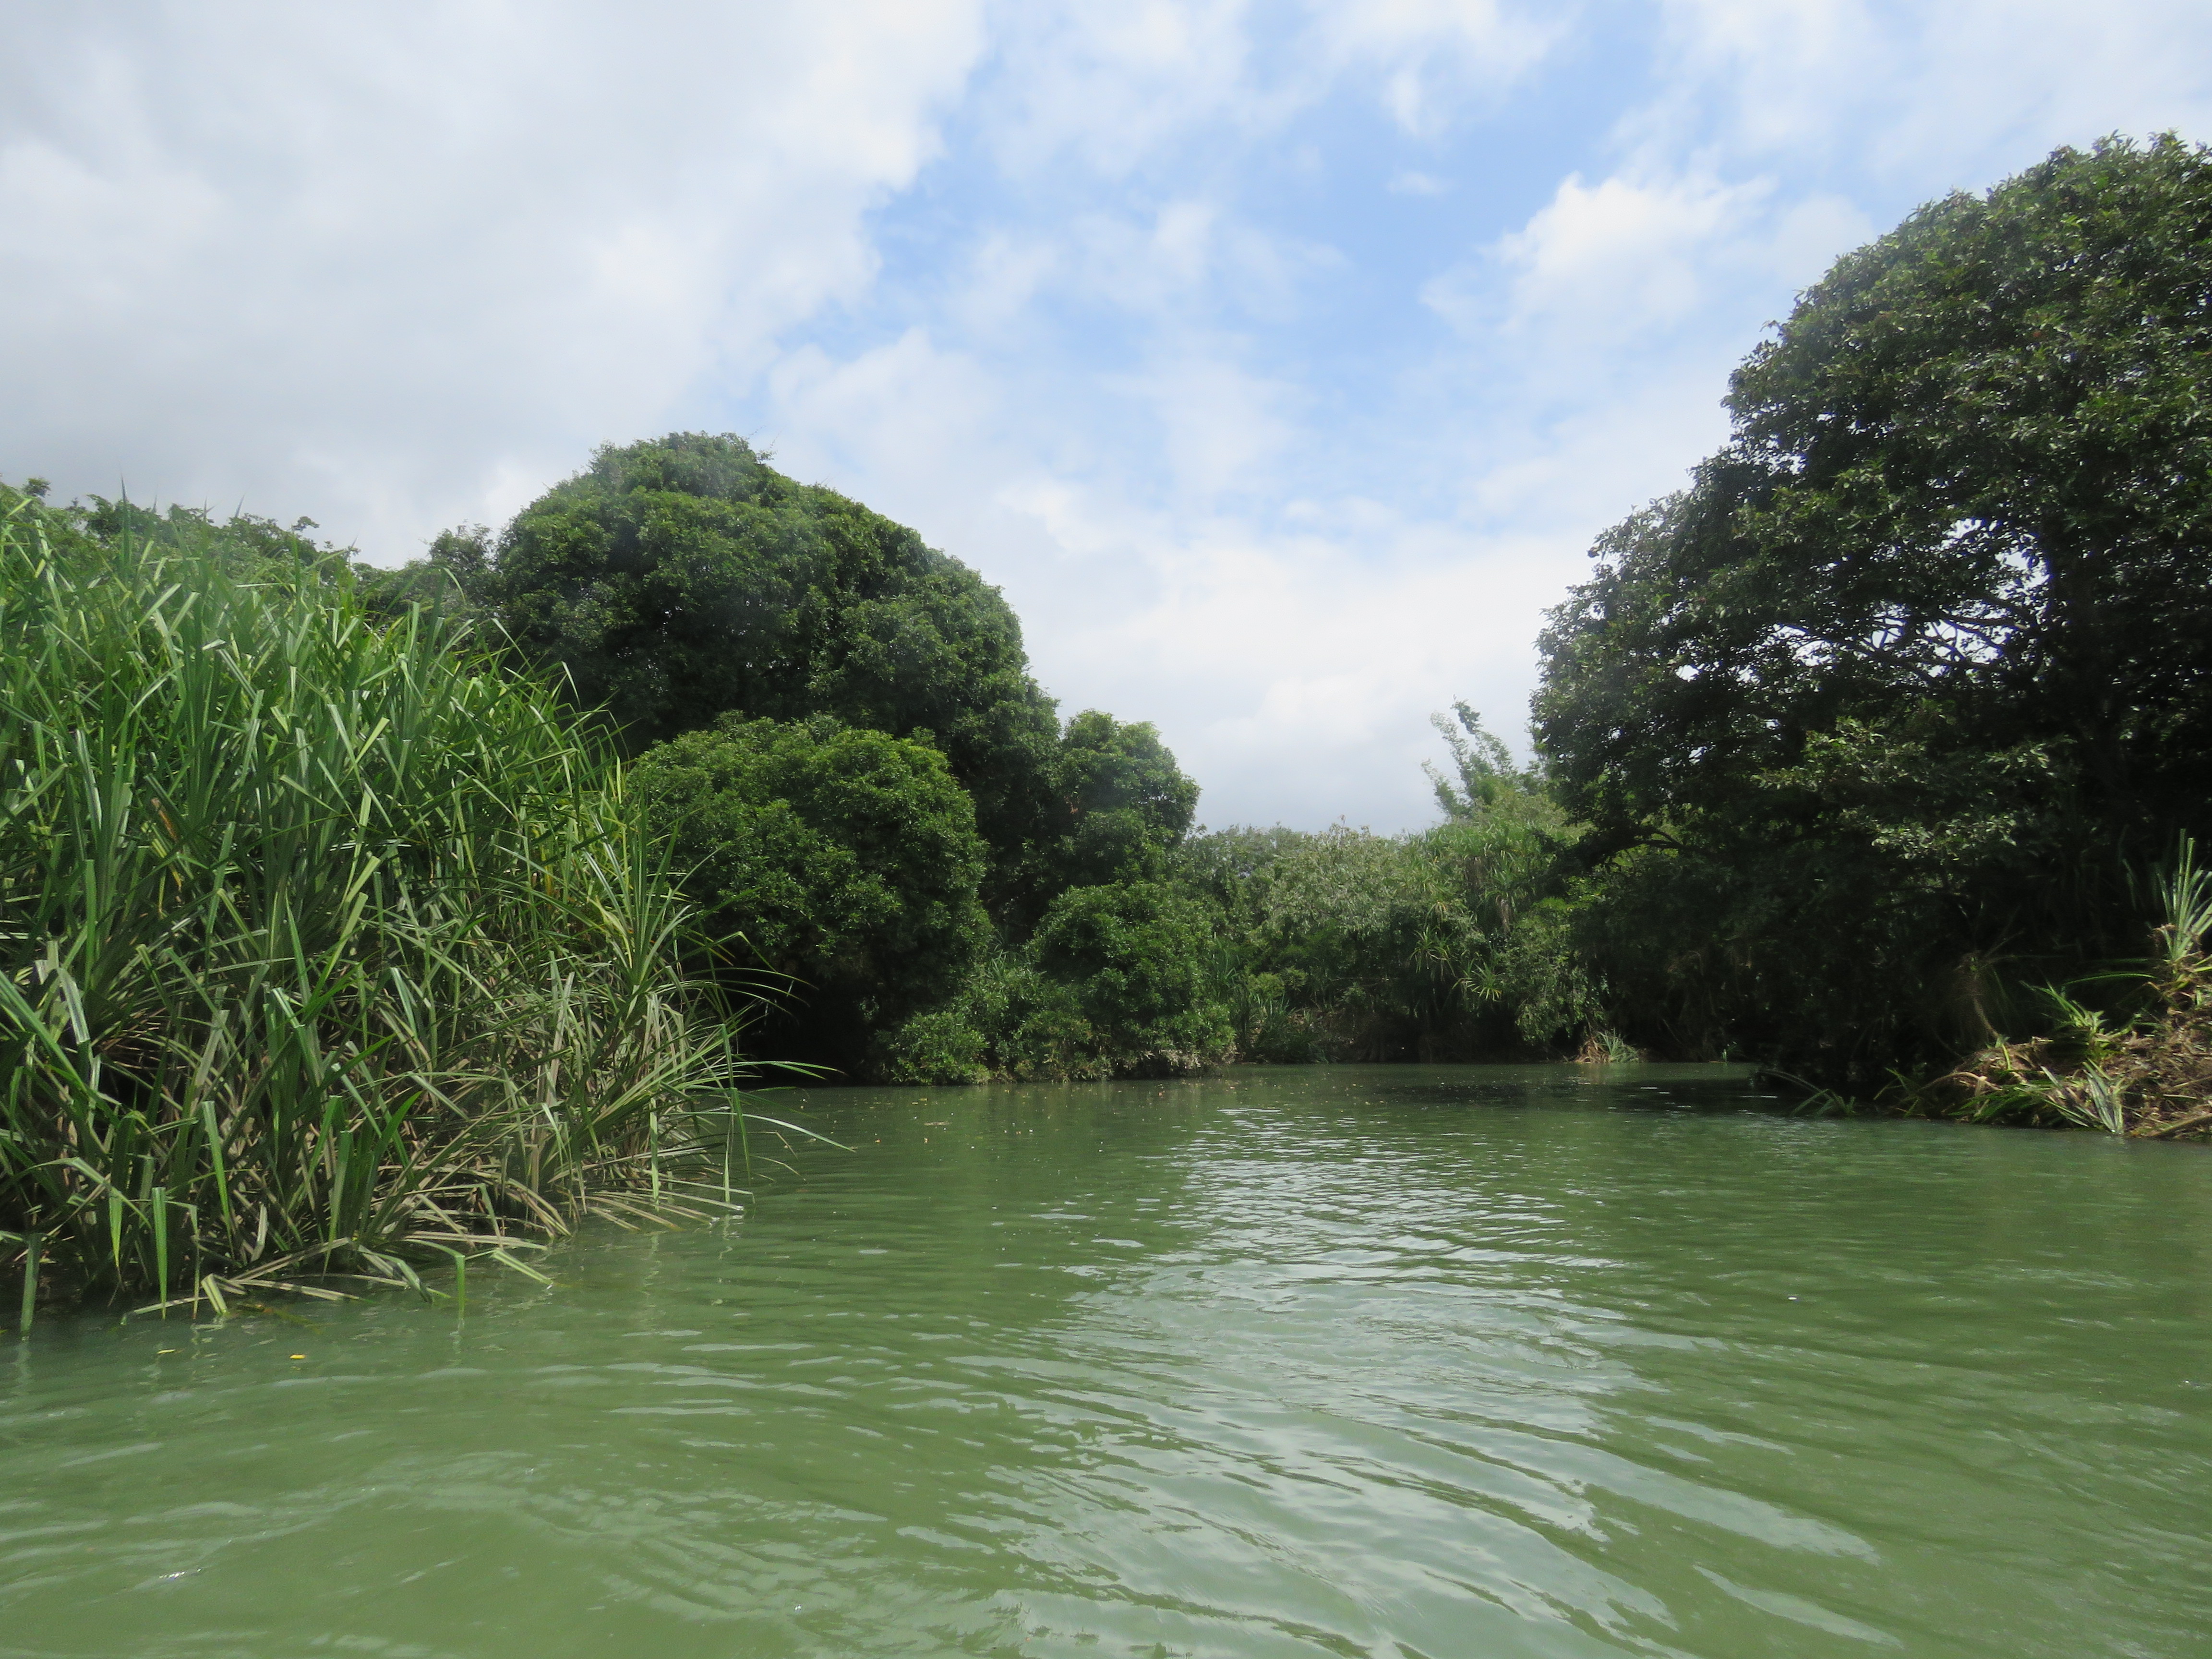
[870,877,1238,1084]
[1025,710,1201,904]
[485,433,1060,869]
[630,714,990,1069]
[358,525,492,628]
[1535,136,2212,1078]
[1028,881,1234,1074]
[1425,702,1545,821]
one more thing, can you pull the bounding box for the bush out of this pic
[1030,882,1235,1076]
[631,714,990,1071]
[1176,718,1594,1063]
[1021,711,1200,907]
[871,1008,992,1086]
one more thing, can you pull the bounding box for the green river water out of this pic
[4,1065,2209,1658]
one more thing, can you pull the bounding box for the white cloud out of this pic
[767,330,1009,507]
[1050,201,1341,327]
[1113,352,1305,501]
[1491,170,1769,335]
[975,0,1560,180]
[1308,0,1560,134]
[952,230,1065,339]
[1645,0,2212,173]
[0,1,984,553]
[1416,163,1867,422]
[1038,511,1569,831]
[978,0,1266,179]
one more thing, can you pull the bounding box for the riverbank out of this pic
[1887,856,2212,1140]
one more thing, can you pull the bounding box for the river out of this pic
[3,1065,2208,1657]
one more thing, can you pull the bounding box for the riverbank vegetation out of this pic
[0,495,756,1314]
[7,125,2209,1261]
[1912,848,2212,1137]
[1536,135,2212,1105]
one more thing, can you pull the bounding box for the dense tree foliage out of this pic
[355,432,1222,1079]
[630,714,989,1069]
[1022,710,1201,907]
[1030,882,1234,1069]
[482,433,1060,866]
[860,711,1214,1085]
[1536,136,2212,1080]
[1176,722,1595,1066]
[874,878,1236,1084]
[867,712,1223,1083]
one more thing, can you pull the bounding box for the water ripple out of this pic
[2,1066,2208,1658]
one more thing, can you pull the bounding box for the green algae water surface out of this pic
[4,1065,2209,1658]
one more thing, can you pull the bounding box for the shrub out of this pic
[1030,882,1235,1076]
[631,714,990,1070]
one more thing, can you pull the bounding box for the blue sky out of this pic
[6,1,2209,829]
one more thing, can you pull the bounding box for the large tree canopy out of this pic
[489,433,1059,864]
[1535,136,2212,1077]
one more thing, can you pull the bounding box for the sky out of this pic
[6,1,2209,832]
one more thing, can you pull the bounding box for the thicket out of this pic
[0,488,756,1317]
[382,434,1246,1082]
[630,714,990,1068]
[1172,708,1599,1064]
[1535,134,2212,1106]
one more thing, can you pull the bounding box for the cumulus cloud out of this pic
[1492,170,1768,334]
[977,0,1266,179]
[0,1,984,551]
[1645,0,2212,170]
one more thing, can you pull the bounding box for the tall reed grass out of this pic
[1,497,752,1319]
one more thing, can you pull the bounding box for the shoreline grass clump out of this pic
[1,493,753,1321]
[1924,843,2212,1140]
